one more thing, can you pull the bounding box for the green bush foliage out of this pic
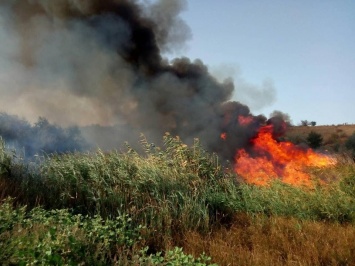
[0,198,142,265]
[307,131,323,149]
[345,132,355,157]
[0,198,216,265]
[137,246,216,265]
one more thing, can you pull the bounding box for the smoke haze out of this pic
[0,0,278,160]
[211,64,276,111]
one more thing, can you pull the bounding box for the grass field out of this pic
[1,134,354,265]
[286,124,355,147]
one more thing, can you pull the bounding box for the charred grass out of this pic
[0,135,355,265]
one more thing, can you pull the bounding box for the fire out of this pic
[220,132,227,140]
[238,115,254,126]
[235,125,335,187]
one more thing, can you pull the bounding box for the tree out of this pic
[310,121,316,126]
[300,120,309,126]
[306,131,323,149]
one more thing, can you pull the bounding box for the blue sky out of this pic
[169,0,355,125]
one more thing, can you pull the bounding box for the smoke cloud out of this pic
[0,0,278,160]
[211,64,276,111]
[0,112,88,157]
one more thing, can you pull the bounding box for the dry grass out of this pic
[287,124,355,144]
[182,213,355,266]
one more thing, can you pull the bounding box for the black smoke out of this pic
[0,0,279,160]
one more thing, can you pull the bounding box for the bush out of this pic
[137,246,217,265]
[0,198,218,265]
[345,132,355,157]
[0,198,142,265]
[307,131,323,149]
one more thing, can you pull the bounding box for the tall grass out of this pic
[1,134,228,250]
[2,135,354,225]
[0,198,215,265]
[1,135,355,264]
[183,213,355,266]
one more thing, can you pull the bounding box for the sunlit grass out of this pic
[182,213,355,266]
[0,135,354,265]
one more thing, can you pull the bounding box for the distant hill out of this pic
[285,124,355,151]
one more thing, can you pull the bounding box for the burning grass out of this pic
[0,135,355,265]
[232,123,336,187]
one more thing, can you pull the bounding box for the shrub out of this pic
[0,198,142,265]
[137,246,217,265]
[307,131,323,149]
[0,198,218,265]
[345,132,355,158]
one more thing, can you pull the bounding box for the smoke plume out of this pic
[0,0,278,160]
[0,112,88,157]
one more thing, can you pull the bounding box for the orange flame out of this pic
[235,125,335,187]
[220,132,227,140]
[238,115,253,126]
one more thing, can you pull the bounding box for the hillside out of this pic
[285,124,355,148]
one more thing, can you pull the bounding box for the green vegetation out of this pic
[0,198,140,265]
[286,125,355,155]
[1,134,355,265]
[345,132,355,158]
[306,131,323,149]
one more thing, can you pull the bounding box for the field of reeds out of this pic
[1,134,354,265]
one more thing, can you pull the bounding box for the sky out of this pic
[168,0,355,126]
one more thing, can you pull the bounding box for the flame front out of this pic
[235,125,335,187]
